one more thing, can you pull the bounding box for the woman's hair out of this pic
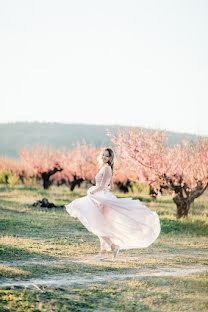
[97,147,115,175]
[104,147,114,175]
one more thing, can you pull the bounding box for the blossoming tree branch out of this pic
[106,127,208,218]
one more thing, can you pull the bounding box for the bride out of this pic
[65,147,161,261]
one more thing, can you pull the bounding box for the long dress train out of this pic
[65,165,161,251]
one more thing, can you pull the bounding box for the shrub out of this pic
[0,170,18,185]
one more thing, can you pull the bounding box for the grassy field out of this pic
[0,183,208,311]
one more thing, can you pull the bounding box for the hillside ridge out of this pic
[0,122,200,158]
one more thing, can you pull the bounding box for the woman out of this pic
[65,148,161,261]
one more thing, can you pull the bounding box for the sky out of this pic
[0,0,208,136]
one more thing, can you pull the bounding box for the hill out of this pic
[0,122,199,158]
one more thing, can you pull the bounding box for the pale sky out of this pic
[0,0,208,136]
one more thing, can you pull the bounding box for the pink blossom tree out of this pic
[107,127,208,218]
[112,156,138,192]
[18,145,64,189]
[52,140,101,190]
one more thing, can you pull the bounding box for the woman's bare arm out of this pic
[109,177,114,191]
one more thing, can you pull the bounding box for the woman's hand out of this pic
[109,182,114,191]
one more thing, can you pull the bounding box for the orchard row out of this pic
[1,127,208,218]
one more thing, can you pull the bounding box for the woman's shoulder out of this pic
[102,165,112,173]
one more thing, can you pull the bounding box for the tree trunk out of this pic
[69,176,84,191]
[57,179,66,186]
[19,175,25,184]
[172,182,208,218]
[149,184,158,199]
[42,173,53,189]
[162,174,208,219]
[173,195,192,218]
[41,167,63,189]
[115,180,132,193]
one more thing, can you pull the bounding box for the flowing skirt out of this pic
[65,186,161,251]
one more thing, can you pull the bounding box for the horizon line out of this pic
[0,120,207,138]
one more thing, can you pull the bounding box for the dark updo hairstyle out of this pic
[104,147,114,175]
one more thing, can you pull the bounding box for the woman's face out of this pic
[102,150,110,164]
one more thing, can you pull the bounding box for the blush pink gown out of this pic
[65,166,161,252]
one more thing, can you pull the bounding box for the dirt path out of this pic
[1,265,208,289]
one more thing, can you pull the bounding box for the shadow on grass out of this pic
[1,274,207,312]
[0,199,30,209]
[0,202,66,215]
[0,185,17,193]
[0,217,44,235]
[0,206,36,216]
[0,213,90,240]
[0,184,52,195]
[17,186,39,192]
[161,218,208,235]
[0,185,41,193]
[16,261,125,277]
[0,205,66,221]
[0,244,57,262]
[0,288,96,311]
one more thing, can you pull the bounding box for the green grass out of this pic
[0,183,208,311]
[0,273,207,311]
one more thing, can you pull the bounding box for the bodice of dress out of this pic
[95,166,112,191]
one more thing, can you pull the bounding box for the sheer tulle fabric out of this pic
[65,166,161,251]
